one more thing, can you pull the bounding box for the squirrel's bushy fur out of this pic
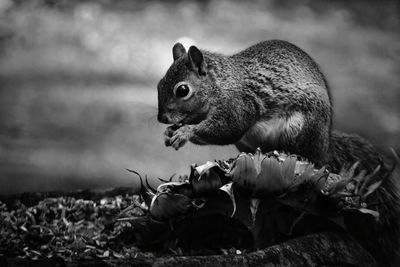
[157,40,400,265]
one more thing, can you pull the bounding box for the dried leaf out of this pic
[363,181,382,199]
[219,183,236,216]
[127,169,155,207]
[358,165,381,195]
[149,193,192,221]
[229,153,259,195]
[281,156,297,183]
[257,156,288,195]
[191,167,222,197]
[358,208,380,221]
[249,199,260,224]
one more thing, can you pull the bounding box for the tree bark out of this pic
[1,231,376,267]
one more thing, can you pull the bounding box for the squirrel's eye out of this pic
[173,82,193,100]
[176,85,189,97]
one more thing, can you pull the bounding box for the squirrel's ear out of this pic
[188,46,207,76]
[172,43,186,61]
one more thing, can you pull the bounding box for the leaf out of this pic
[158,177,170,183]
[358,165,381,195]
[191,167,222,197]
[290,163,314,190]
[168,173,176,182]
[126,169,154,207]
[145,175,157,193]
[310,167,329,192]
[295,161,314,175]
[264,156,283,183]
[156,182,194,198]
[193,190,236,220]
[253,148,265,174]
[231,194,256,229]
[149,193,193,221]
[229,153,259,195]
[195,161,218,176]
[363,181,382,199]
[288,212,306,236]
[339,162,359,179]
[358,208,380,221]
[353,170,367,195]
[281,156,297,183]
[158,173,176,183]
[219,183,236,217]
[326,176,352,196]
[257,156,288,195]
[249,198,260,225]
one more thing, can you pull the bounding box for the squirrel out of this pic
[156,40,400,266]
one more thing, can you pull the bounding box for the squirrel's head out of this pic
[157,42,214,125]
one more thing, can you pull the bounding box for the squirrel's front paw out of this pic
[164,125,193,150]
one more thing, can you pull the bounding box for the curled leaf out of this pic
[195,161,218,176]
[127,169,155,207]
[156,182,194,198]
[219,183,236,216]
[149,192,193,221]
[191,166,223,197]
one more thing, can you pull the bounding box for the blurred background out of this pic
[0,0,399,195]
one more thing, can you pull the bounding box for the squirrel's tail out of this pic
[328,131,400,266]
[360,156,400,266]
[386,150,400,266]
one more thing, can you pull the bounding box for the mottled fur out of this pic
[157,40,399,265]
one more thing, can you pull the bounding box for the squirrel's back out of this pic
[232,40,329,90]
[224,40,332,164]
